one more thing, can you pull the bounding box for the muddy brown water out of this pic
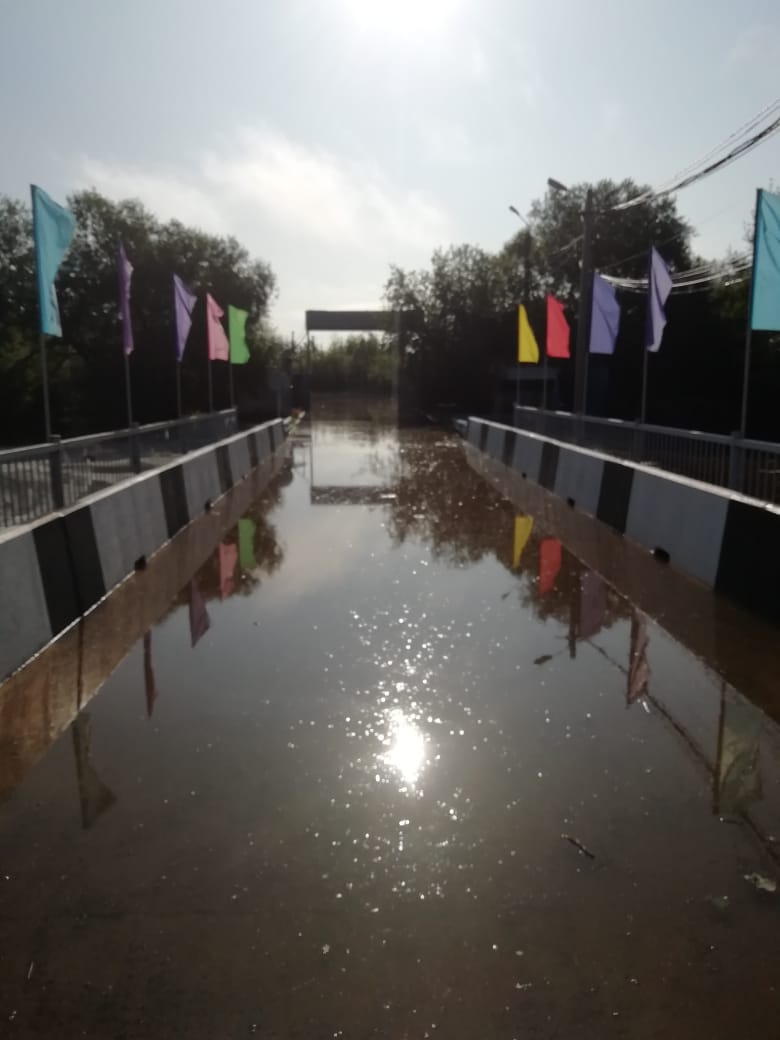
[1,418,780,1039]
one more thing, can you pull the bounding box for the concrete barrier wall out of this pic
[466,416,780,620]
[0,419,287,682]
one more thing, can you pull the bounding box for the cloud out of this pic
[77,158,227,234]
[76,126,453,333]
[199,127,450,252]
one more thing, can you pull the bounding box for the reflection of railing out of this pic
[513,404,780,504]
[0,410,238,526]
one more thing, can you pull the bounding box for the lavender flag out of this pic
[589,274,621,355]
[117,240,134,356]
[645,246,673,352]
[173,274,197,361]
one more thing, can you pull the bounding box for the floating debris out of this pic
[562,834,596,860]
[744,873,777,894]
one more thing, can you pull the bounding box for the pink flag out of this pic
[539,538,562,595]
[206,293,230,361]
[219,541,238,599]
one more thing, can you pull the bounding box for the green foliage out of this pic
[310,334,394,393]
[386,244,515,410]
[0,189,277,443]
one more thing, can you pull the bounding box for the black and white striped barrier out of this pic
[0,419,288,683]
[466,417,780,620]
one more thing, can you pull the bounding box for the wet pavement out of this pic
[2,412,780,1038]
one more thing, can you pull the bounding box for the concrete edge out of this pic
[0,419,288,683]
[464,417,780,620]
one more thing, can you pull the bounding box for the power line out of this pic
[612,99,780,211]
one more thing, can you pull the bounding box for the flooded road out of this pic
[2,416,780,1038]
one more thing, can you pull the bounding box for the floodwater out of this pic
[2,415,780,1039]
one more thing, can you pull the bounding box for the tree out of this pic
[0,189,277,443]
[385,244,515,414]
[309,334,394,393]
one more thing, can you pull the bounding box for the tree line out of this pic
[0,190,285,445]
[1,179,778,442]
[385,179,779,438]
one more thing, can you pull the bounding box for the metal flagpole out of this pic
[739,189,761,438]
[123,349,133,427]
[228,358,235,409]
[639,244,653,426]
[39,333,52,440]
[176,360,182,419]
[207,353,214,412]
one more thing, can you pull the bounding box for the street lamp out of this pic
[547,178,569,193]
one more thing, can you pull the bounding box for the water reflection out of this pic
[3,421,780,1037]
[380,708,428,789]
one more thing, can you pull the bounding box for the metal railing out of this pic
[513,404,780,505]
[0,410,238,527]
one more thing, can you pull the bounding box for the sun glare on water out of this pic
[382,709,428,787]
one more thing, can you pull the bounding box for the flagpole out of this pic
[39,333,52,440]
[640,245,652,426]
[228,359,235,410]
[640,343,649,425]
[123,349,133,427]
[739,189,761,438]
[207,356,214,412]
[176,360,182,419]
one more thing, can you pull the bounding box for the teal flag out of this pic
[751,189,780,332]
[31,185,76,337]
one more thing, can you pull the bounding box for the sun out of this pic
[342,0,462,41]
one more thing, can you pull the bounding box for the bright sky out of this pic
[2,0,779,334]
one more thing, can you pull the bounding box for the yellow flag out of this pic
[518,304,540,363]
[513,515,533,568]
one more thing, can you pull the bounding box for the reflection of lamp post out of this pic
[546,178,594,419]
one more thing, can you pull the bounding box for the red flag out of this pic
[546,294,570,358]
[539,538,562,595]
[219,541,238,600]
[206,293,230,361]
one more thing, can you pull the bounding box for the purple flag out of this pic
[189,578,211,648]
[579,571,607,639]
[117,240,134,356]
[645,246,673,352]
[589,274,620,355]
[173,273,197,361]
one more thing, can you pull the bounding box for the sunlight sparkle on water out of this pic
[381,709,427,786]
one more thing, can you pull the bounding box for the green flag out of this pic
[228,305,250,364]
[238,518,256,571]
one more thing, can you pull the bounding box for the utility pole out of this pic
[573,188,594,416]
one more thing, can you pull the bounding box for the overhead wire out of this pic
[611,99,780,211]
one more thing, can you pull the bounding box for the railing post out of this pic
[48,435,65,509]
[632,420,643,463]
[727,432,745,493]
[129,422,141,474]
